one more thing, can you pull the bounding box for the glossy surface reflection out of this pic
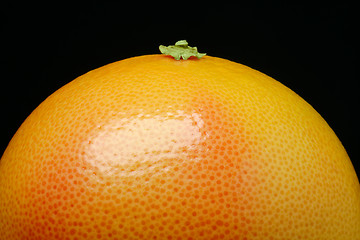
[84,110,208,175]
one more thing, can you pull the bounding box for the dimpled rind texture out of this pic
[0,55,359,240]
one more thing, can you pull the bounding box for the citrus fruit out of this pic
[0,41,359,240]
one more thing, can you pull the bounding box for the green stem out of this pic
[159,40,206,60]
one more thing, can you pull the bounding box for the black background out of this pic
[1,2,358,176]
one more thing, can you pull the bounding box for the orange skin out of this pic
[0,55,359,239]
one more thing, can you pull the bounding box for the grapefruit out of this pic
[0,41,359,239]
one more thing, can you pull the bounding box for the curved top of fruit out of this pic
[159,40,206,60]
